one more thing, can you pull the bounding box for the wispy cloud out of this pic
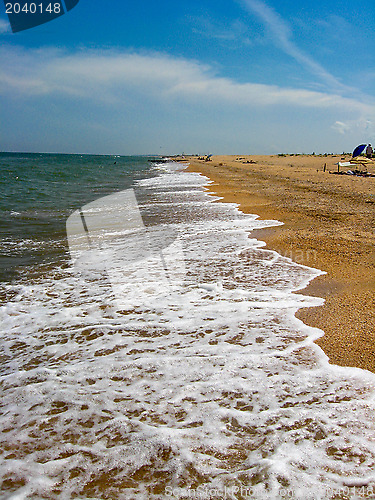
[315,14,353,39]
[0,18,10,34]
[240,0,354,95]
[0,46,371,117]
[190,15,252,45]
[332,121,352,135]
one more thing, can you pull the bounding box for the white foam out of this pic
[1,161,375,499]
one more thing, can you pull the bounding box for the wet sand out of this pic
[183,154,375,373]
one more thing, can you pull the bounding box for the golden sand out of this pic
[183,154,375,373]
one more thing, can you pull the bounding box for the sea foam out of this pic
[0,162,375,499]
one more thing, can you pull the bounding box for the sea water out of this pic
[0,154,375,500]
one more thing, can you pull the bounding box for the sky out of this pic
[0,0,374,155]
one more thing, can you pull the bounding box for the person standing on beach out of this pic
[366,144,373,158]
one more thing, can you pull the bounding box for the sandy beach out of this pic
[184,154,375,373]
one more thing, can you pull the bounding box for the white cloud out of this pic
[0,46,372,117]
[332,118,375,137]
[332,121,351,135]
[1,45,374,154]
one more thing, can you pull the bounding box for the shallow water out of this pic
[1,158,375,499]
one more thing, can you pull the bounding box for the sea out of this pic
[1,153,375,500]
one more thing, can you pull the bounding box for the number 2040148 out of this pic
[5,3,62,14]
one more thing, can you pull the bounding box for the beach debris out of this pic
[329,145,375,176]
[330,166,375,177]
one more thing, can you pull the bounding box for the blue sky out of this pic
[0,0,374,154]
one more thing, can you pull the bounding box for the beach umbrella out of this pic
[352,144,366,158]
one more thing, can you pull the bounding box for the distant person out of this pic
[366,144,373,158]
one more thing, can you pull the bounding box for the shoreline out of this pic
[183,154,375,373]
